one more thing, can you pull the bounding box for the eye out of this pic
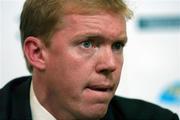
[112,42,124,51]
[81,40,93,48]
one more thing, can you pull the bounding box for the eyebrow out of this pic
[73,33,128,46]
[85,34,128,44]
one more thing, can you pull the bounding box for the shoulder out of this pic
[0,76,31,96]
[0,76,32,102]
[110,96,179,120]
[0,76,32,119]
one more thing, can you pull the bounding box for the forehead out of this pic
[63,0,121,15]
[61,12,126,40]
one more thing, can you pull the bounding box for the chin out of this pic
[79,103,109,120]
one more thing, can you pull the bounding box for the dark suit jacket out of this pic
[0,76,179,120]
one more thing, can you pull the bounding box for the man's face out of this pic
[44,12,126,119]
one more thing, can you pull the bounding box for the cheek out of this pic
[47,59,85,101]
[49,56,95,104]
[116,54,124,68]
[115,55,124,80]
[50,52,92,86]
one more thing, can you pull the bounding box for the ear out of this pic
[23,36,47,71]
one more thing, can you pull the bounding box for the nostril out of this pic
[99,69,112,76]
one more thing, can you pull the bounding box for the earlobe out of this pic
[23,37,47,71]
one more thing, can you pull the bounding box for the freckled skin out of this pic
[34,12,127,120]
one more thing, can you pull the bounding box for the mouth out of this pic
[84,83,115,102]
[86,84,114,92]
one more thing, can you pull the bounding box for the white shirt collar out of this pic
[30,81,56,120]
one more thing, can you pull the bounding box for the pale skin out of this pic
[24,11,127,120]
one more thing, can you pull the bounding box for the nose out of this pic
[95,47,117,75]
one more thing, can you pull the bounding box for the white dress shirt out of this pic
[30,82,56,120]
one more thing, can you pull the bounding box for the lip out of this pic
[86,84,114,92]
[84,83,115,102]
